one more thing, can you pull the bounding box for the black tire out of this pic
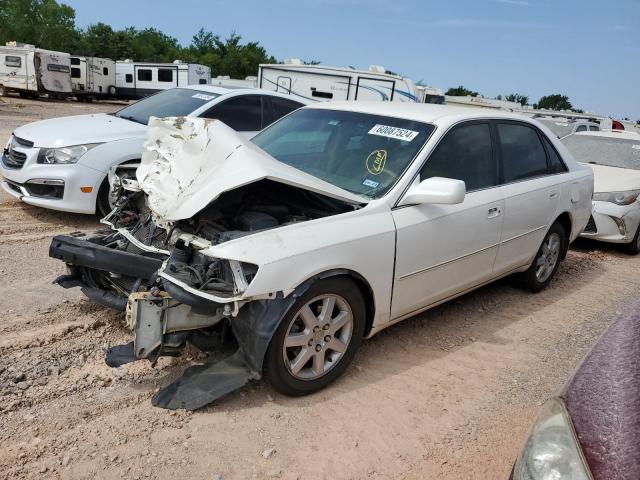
[519,222,566,293]
[263,277,366,397]
[624,225,640,255]
[107,85,117,96]
[96,177,112,218]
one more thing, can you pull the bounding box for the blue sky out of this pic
[65,0,639,119]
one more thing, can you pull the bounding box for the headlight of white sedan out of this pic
[513,398,591,480]
[592,190,640,206]
[37,143,100,164]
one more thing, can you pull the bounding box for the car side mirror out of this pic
[398,177,466,207]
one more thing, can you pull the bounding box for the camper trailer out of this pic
[416,85,445,104]
[0,42,72,98]
[211,75,258,89]
[115,60,211,99]
[70,56,116,100]
[258,60,419,103]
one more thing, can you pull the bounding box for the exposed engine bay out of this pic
[48,116,366,410]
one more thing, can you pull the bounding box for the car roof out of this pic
[304,101,535,125]
[182,85,311,104]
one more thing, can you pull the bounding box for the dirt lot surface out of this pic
[1,97,639,480]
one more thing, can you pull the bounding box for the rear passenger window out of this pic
[497,123,548,183]
[420,123,496,191]
[202,95,263,131]
[137,69,152,81]
[542,136,567,174]
[270,97,303,122]
[589,125,599,131]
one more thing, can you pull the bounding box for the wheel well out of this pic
[313,270,376,338]
[554,212,572,259]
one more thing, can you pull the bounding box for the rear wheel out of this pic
[519,222,566,292]
[263,277,365,396]
[624,225,640,255]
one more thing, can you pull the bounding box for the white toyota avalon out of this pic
[1,86,306,215]
[50,102,594,408]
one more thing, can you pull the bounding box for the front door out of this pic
[391,122,504,319]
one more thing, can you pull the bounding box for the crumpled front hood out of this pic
[14,113,147,148]
[136,116,368,222]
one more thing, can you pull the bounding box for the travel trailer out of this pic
[211,75,258,89]
[416,85,445,104]
[115,60,211,99]
[258,60,419,103]
[0,42,72,98]
[70,56,116,100]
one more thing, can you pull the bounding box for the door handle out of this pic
[549,191,559,199]
[488,207,501,218]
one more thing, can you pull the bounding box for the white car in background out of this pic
[1,86,306,215]
[50,103,593,407]
[562,130,640,254]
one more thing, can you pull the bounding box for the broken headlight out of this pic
[38,143,100,164]
[592,190,640,206]
[513,398,591,480]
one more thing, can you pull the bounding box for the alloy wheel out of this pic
[282,294,354,380]
[536,232,561,283]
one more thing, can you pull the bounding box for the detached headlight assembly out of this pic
[513,398,591,480]
[38,143,100,164]
[593,190,640,206]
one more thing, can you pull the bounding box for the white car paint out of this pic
[138,103,593,335]
[1,86,307,214]
[561,131,640,246]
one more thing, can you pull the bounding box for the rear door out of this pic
[391,121,505,318]
[493,121,567,275]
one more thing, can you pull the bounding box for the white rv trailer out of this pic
[70,56,116,99]
[115,60,211,99]
[416,85,445,104]
[210,75,258,89]
[0,42,72,98]
[258,60,419,103]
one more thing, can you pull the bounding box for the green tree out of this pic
[536,94,572,111]
[0,0,79,51]
[445,85,479,97]
[505,93,529,106]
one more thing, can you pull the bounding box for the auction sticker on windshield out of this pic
[368,124,419,142]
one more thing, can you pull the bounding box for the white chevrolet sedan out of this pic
[50,102,593,407]
[1,86,306,215]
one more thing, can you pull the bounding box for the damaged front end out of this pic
[53,116,366,409]
[49,164,170,311]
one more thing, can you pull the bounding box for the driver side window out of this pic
[420,122,496,192]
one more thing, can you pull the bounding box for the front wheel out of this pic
[519,222,566,292]
[263,277,366,396]
[624,225,640,255]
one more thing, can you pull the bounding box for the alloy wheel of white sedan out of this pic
[283,293,354,380]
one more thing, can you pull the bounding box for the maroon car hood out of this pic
[561,303,640,480]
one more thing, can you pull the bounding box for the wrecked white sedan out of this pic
[49,103,593,409]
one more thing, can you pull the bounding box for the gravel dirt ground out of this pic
[1,97,639,480]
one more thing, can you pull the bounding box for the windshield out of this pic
[114,88,219,125]
[251,109,435,198]
[562,134,640,171]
